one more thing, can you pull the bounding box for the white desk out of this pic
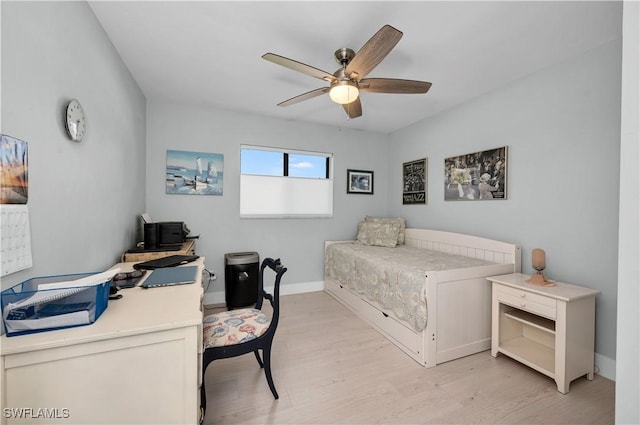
[0,259,204,424]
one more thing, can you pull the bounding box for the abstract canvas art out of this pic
[166,149,224,196]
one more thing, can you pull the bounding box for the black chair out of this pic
[200,257,287,417]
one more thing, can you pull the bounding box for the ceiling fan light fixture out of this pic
[329,80,359,105]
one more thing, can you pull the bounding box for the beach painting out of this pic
[166,149,223,196]
[1,135,28,204]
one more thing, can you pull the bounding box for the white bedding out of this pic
[325,242,497,331]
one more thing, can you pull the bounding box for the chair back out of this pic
[255,258,287,336]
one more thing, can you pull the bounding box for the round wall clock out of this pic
[65,99,86,142]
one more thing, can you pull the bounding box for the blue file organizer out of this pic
[1,273,111,337]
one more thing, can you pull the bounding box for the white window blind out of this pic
[240,145,333,218]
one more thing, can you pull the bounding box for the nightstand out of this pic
[487,273,599,394]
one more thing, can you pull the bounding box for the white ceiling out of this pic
[88,1,622,134]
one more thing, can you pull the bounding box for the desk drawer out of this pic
[497,286,556,319]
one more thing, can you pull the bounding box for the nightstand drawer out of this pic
[497,287,556,319]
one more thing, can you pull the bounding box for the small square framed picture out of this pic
[347,169,374,195]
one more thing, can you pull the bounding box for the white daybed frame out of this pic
[324,228,521,368]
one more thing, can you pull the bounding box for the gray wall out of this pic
[0,1,146,288]
[145,101,389,293]
[387,40,622,368]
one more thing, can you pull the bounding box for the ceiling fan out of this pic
[262,24,432,119]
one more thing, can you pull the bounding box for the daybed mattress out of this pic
[325,242,497,331]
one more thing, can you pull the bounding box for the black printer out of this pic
[143,221,190,250]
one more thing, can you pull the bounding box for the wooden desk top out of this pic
[1,258,204,355]
[121,239,196,262]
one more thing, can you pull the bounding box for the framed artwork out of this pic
[166,149,224,195]
[347,169,374,194]
[444,146,507,201]
[403,158,427,204]
[0,135,29,204]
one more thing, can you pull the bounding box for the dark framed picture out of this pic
[347,169,374,194]
[444,146,507,201]
[403,158,427,204]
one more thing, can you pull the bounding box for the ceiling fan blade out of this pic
[342,98,362,119]
[262,53,336,82]
[359,78,432,94]
[345,25,403,81]
[277,87,330,107]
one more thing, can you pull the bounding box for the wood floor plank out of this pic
[203,291,614,424]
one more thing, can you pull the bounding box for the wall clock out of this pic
[65,99,86,142]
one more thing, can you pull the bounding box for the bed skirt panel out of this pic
[325,276,428,366]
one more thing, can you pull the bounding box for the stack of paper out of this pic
[2,269,118,333]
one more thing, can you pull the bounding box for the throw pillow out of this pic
[357,221,400,247]
[364,216,406,245]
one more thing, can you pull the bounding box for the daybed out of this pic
[324,220,521,368]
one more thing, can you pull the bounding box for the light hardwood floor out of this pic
[202,291,614,424]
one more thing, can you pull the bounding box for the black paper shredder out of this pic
[224,252,259,310]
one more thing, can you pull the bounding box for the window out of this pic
[288,153,329,178]
[240,149,283,176]
[240,146,333,218]
[240,148,329,179]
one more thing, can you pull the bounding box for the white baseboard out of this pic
[202,280,324,306]
[202,291,225,306]
[202,280,616,383]
[595,353,616,381]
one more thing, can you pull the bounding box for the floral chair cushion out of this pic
[203,308,270,349]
